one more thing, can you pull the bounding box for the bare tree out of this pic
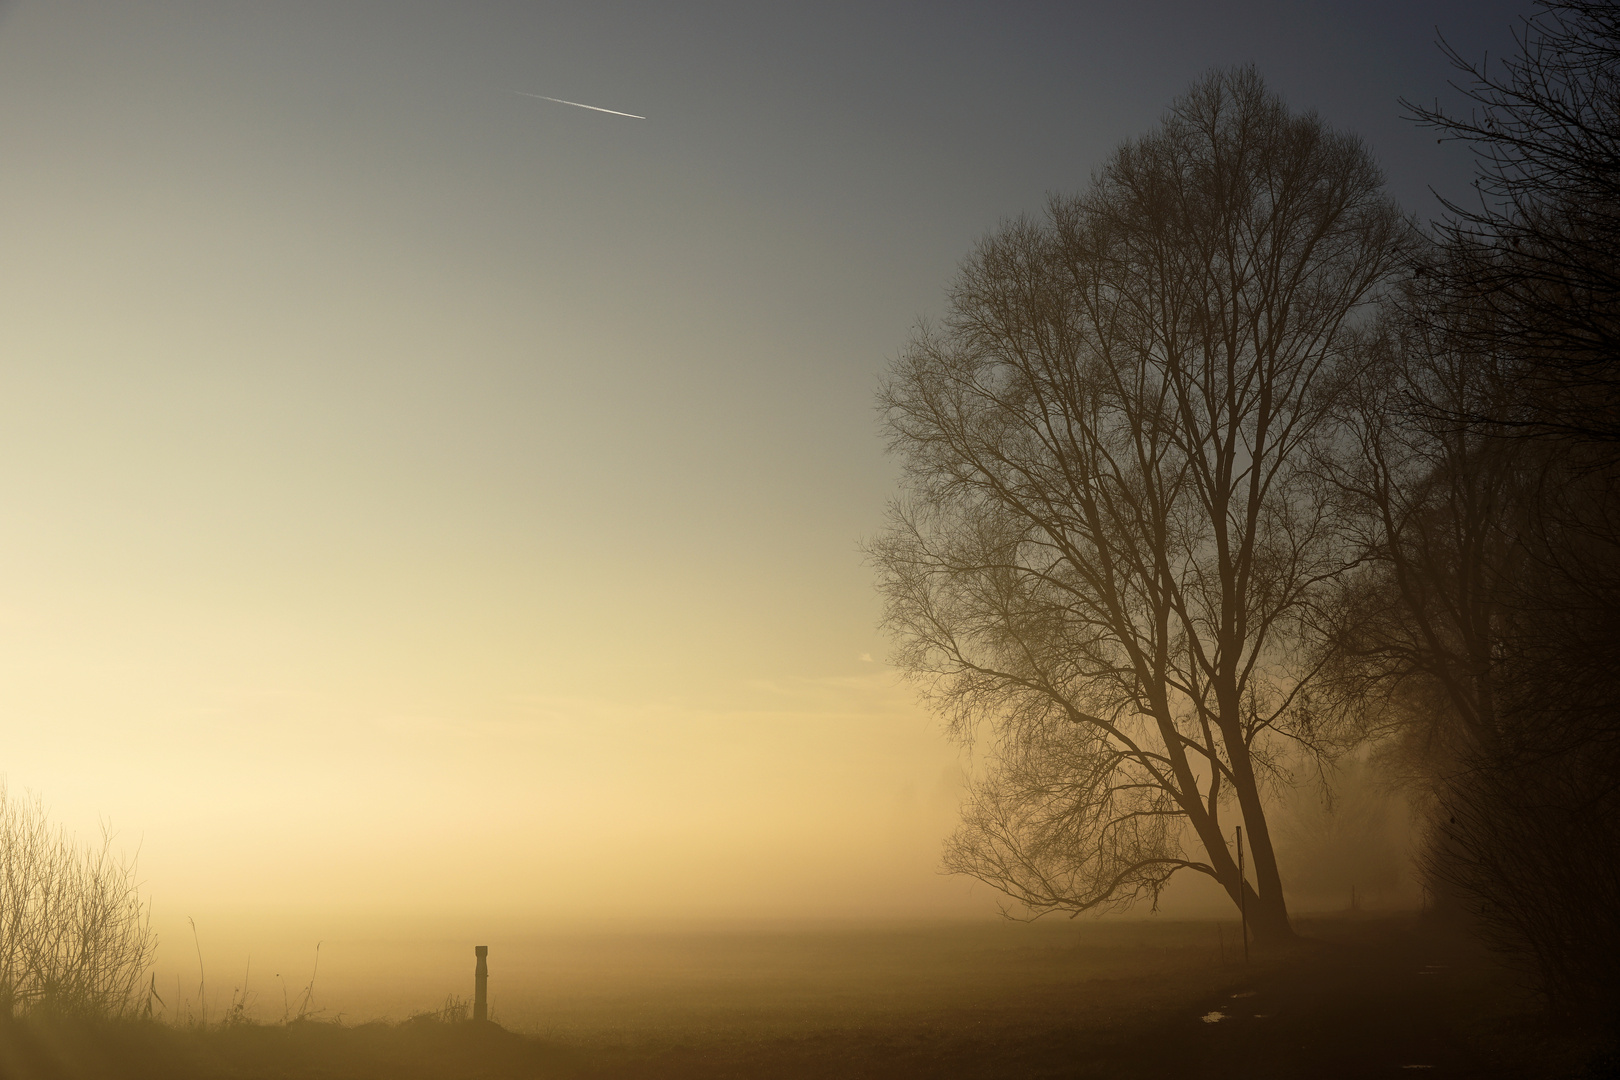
[1406,0,1620,447]
[1326,265,1620,1010]
[1312,0,1620,1011]
[872,68,1404,944]
[1318,269,1524,771]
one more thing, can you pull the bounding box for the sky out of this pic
[0,0,1528,974]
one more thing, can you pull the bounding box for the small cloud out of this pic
[859,653,874,663]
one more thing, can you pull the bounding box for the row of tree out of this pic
[872,1,1619,1012]
[1345,0,1620,1009]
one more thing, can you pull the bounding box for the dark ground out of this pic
[3,917,1614,1080]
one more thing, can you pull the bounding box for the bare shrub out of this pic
[0,783,156,1018]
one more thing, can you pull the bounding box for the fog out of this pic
[0,2,1611,1078]
[137,751,1422,1029]
[0,0,1487,956]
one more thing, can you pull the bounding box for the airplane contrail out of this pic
[516,92,646,120]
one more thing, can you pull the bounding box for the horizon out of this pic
[0,0,1512,976]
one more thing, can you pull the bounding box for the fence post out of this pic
[1236,826,1248,963]
[474,945,488,1022]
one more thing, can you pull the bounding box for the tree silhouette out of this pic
[873,68,1403,944]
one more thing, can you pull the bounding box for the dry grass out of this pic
[0,915,1609,1079]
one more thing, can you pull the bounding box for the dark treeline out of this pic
[873,0,1620,1022]
[1323,0,1620,1016]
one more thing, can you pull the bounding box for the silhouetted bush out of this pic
[0,783,156,1018]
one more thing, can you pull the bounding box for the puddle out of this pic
[1230,991,1257,999]
[1201,1011,1227,1024]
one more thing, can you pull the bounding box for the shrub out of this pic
[0,783,156,1018]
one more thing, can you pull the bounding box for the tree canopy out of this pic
[873,68,1404,943]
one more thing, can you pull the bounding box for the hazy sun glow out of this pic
[0,0,1518,1024]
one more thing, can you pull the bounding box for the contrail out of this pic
[516,92,646,120]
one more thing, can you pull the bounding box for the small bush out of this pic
[0,783,156,1018]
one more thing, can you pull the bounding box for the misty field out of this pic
[1,915,1599,1080]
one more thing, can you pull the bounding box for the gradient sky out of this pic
[0,0,1526,960]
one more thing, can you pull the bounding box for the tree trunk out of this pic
[1183,784,1295,947]
[1230,752,1296,946]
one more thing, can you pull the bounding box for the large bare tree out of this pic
[872,69,1403,944]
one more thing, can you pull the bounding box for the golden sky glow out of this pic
[0,1,1513,995]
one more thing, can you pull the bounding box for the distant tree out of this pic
[1317,265,1524,777]
[1326,257,1620,1011]
[872,68,1404,945]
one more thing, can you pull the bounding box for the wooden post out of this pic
[1236,826,1248,963]
[474,945,488,1022]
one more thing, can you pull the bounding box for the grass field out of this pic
[2,915,1611,1079]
